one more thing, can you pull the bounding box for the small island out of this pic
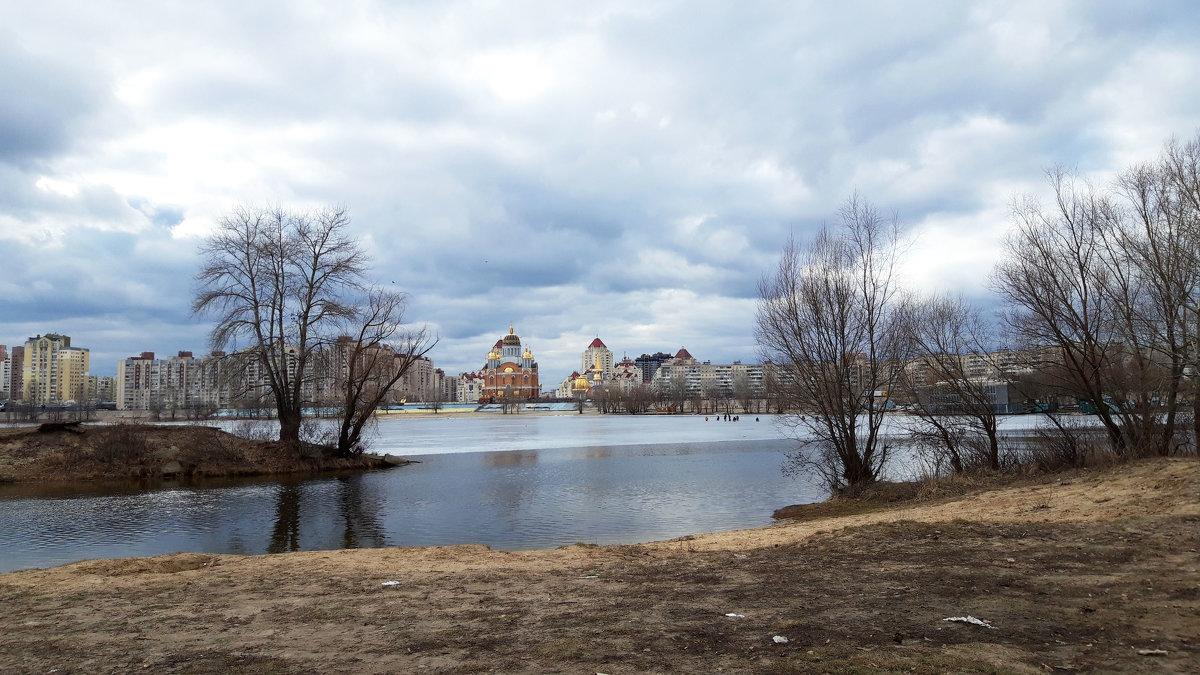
[0,422,405,484]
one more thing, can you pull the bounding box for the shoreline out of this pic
[2,457,1196,672]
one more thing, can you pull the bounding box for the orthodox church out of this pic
[480,327,540,401]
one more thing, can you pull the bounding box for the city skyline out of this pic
[3,2,1198,378]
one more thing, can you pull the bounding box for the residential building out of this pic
[395,355,437,402]
[650,348,766,399]
[116,351,230,412]
[582,338,613,381]
[555,371,583,398]
[0,345,9,399]
[86,375,116,403]
[22,334,89,405]
[634,351,674,384]
[457,372,485,403]
[7,345,23,400]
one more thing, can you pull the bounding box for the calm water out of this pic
[0,414,823,572]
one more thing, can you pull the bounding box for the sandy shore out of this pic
[2,457,1197,673]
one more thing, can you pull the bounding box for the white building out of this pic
[582,338,614,381]
[650,348,766,399]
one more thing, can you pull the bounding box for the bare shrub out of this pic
[1021,419,1111,472]
[298,419,339,458]
[92,424,150,465]
[180,429,247,468]
[229,420,275,442]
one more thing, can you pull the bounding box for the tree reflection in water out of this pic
[268,484,301,553]
[336,475,388,549]
[267,477,389,554]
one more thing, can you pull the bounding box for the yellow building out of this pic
[22,333,90,405]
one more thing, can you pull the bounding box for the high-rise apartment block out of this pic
[22,334,90,405]
[582,338,613,381]
[0,345,10,399]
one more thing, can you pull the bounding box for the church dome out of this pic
[502,326,521,346]
[523,348,533,359]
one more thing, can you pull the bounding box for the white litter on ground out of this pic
[772,635,789,644]
[942,615,996,629]
[381,580,400,587]
[724,613,745,618]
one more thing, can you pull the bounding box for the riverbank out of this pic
[0,423,395,483]
[1,457,1195,673]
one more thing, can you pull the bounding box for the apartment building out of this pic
[22,334,89,405]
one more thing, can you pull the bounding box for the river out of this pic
[0,413,824,573]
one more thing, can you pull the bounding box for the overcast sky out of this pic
[2,1,1198,383]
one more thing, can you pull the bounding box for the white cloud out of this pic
[1,0,1198,380]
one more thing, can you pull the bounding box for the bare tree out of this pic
[756,195,905,492]
[500,385,520,414]
[992,170,1131,454]
[994,162,1200,459]
[897,295,1005,471]
[620,383,656,414]
[1156,133,1200,450]
[426,384,445,414]
[662,370,690,413]
[331,288,436,456]
[1109,154,1199,456]
[732,372,755,414]
[194,205,413,452]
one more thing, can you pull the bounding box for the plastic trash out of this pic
[942,615,995,629]
[381,580,400,587]
[772,635,789,644]
[725,613,745,618]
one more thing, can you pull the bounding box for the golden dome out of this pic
[572,375,590,391]
[523,348,533,359]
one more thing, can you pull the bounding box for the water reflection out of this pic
[484,450,539,467]
[268,484,301,553]
[335,476,387,549]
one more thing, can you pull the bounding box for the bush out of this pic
[92,424,150,465]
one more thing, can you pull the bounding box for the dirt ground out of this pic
[1,457,1197,674]
[0,423,388,483]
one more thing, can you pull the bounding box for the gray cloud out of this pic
[2,1,1198,381]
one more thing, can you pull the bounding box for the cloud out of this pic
[2,1,1199,382]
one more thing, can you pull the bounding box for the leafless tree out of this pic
[426,384,445,414]
[330,288,436,456]
[732,372,755,414]
[661,370,690,413]
[620,384,656,414]
[992,170,1132,454]
[896,294,1005,471]
[1156,133,1200,449]
[1109,153,1199,456]
[195,205,431,454]
[995,160,1200,459]
[756,195,905,492]
[500,385,520,414]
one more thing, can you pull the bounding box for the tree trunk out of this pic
[278,409,302,448]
